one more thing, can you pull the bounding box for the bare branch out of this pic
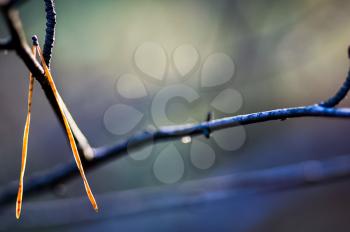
[0,5,92,157]
[320,68,350,107]
[43,0,56,68]
[320,48,350,107]
[1,104,350,206]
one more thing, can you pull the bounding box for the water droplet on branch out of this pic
[181,136,192,144]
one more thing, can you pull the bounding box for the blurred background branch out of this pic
[3,153,350,229]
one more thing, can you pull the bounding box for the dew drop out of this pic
[181,136,192,144]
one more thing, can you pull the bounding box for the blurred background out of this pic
[1,0,350,231]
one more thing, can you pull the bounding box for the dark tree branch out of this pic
[1,104,350,206]
[1,0,350,215]
[319,47,350,107]
[43,0,56,68]
[320,68,350,107]
[0,3,93,158]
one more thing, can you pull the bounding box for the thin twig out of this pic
[1,104,350,206]
[43,0,56,68]
[0,4,93,157]
[319,47,350,107]
[320,69,350,107]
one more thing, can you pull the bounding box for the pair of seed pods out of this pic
[15,36,98,219]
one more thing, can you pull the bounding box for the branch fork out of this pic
[1,0,350,210]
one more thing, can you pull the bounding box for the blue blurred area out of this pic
[1,0,350,231]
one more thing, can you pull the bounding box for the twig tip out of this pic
[31,35,39,46]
